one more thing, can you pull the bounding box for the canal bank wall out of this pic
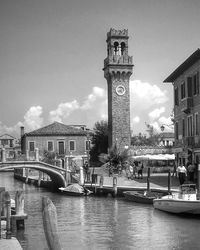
[14,173,53,189]
[14,170,180,197]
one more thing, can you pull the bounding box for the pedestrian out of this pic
[138,162,144,179]
[129,164,134,179]
[177,163,187,185]
[83,161,90,182]
[172,162,177,177]
[124,161,131,180]
[133,162,137,178]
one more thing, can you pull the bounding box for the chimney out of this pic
[20,126,25,137]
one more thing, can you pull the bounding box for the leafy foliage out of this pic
[42,150,56,165]
[90,120,108,162]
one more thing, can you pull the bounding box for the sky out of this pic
[1,0,200,138]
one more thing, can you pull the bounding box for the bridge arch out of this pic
[0,161,67,189]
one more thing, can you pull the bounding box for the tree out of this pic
[90,120,108,162]
[42,150,56,165]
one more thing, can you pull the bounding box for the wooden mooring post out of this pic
[112,176,118,197]
[2,191,12,239]
[42,197,63,250]
[168,169,171,194]
[99,175,104,195]
[147,167,150,192]
[0,187,5,239]
[12,190,27,230]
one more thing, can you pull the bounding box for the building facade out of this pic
[164,49,200,166]
[103,28,133,152]
[21,122,91,160]
[159,132,175,147]
[0,134,20,159]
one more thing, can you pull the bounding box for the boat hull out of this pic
[153,196,200,214]
[124,191,162,204]
[60,190,84,196]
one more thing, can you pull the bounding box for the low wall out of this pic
[14,173,53,189]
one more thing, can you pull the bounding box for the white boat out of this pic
[59,184,92,196]
[153,184,200,215]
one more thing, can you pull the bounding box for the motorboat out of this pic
[59,183,92,196]
[153,184,200,214]
[124,190,164,204]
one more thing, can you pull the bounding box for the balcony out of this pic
[180,97,193,113]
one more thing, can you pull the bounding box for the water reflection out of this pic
[1,172,200,250]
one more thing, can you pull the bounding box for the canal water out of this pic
[1,172,200,250]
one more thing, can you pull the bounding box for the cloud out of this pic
[48,87,107,127]
[0,106,44,136]
[23,106,44,131]
[0,80,170,137]
[130,80,168,110]
[49,100,80,123]
[81,87,106,110]
[148,107,165,121]
[132,116,140,124]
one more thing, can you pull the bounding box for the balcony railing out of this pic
[180,97,193,113]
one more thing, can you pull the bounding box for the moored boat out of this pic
[59,183,92,196]
[153,184,200,214]
[124,190,164,204]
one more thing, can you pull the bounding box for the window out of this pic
[121,42,125,55]
[47,141,53,151]
[174,87,179,106]
[181,81,186,99]
[187,115,193,137]
[85,140,91,151]
[175,122,178,140]
[29,141,35,152]
[58,141,65,155]
[195,113,199,136]
[187,77,192,97]
[114,42,119,55]
[182,119,185,137]
[193,72,199,95]
[1,139,8,146]
[69,140,75,151]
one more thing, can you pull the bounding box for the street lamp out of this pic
[160,125,165,132]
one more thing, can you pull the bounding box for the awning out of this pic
[131,154,175,161]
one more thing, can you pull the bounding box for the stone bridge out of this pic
[0,161,67,189]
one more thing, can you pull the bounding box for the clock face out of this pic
[116,85,126,96]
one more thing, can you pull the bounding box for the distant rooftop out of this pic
[24,122,88,136]
[0,134,16,140]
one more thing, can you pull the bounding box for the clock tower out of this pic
[103,28,133,152]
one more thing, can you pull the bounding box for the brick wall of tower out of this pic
[107,79,131,151]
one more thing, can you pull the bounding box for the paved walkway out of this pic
[0,238,23,250]
[90,167,180,190]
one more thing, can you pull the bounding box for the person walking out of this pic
[138,162,144,179]
[83,161,90,182]
[177,163,187,185]
[133,162,137,178]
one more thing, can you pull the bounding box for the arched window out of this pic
[121,42,125,55]
[114,42,119,55]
